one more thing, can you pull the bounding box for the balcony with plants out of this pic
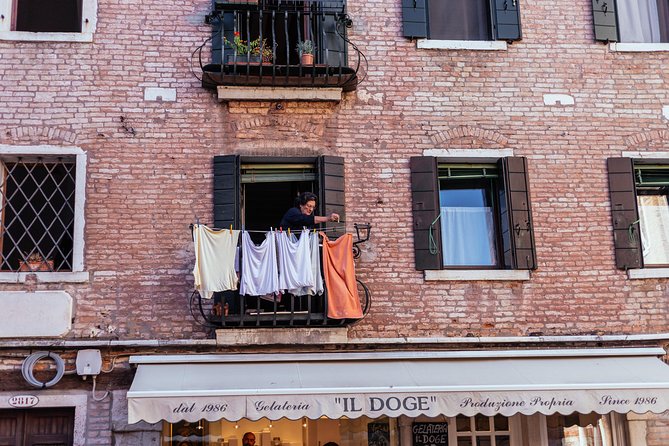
[199,0,363,99]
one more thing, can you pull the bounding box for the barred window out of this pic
[0,156,76,272]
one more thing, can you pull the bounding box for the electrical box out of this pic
[75,349,102,376]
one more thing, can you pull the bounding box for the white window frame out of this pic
[0,0,97,42]
[421,148,530,282]
[449,414,518,446]
[0,144,87,283]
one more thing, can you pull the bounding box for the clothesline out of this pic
[190,222,348,234]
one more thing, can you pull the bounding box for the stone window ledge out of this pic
[417,39,507,51]
[627,268,669,280]
[0,271,89,283]
[609,42,669,52]
[424,269,530,281]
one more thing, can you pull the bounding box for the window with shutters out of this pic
[607,158,669,272]
[593,0,669,43]
[410,156,536,276]
[0,146,86,279]
[0,407,75,446]
[402,0,522,44]
[0,0,97,42]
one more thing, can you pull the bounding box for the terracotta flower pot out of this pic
[300,53,314,65]
[19,259,54,272]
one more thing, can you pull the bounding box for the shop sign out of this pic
[412,422,448,446]
[8,395,39,408]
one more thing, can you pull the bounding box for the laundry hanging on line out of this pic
[320,232,363,319]
[192,224,240,299]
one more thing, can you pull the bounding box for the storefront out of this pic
[127,348,669,446]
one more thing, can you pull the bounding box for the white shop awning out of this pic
[127,348,669,424]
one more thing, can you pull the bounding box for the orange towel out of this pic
[320,233,363,319]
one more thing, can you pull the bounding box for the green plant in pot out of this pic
[224,32,273,63]
[296,40,315,65]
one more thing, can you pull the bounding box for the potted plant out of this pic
[296,40,314,65]
[224,32,273,64]
[19,252,54,272]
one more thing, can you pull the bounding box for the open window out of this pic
[593,0,669,43]
[213,155,344,237]
[608,158,669,269]
[402,0,522,41]
[410,156,536,271]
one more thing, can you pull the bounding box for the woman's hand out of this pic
[329,213,340,222]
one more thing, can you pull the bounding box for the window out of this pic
[0,146,86,276]
[455,414,510,446]
[608,158,669,270]
[545,413,621,446]
[213,0,348,67]
[402,0,521,42]
[410,156,536,272]
[593,0,669,43]
[0,0,97,41]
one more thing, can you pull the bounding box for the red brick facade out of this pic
[1,0,669,444]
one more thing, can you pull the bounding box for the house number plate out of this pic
[8,395,39,408]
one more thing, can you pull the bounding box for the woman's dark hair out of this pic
[323,443,339,446]
[294,191,318,207]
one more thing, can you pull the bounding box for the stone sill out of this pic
[609,42,669,52]
[627,268,669,280]
[0,31,93,42]
[216,327,349,345]
[217,86,342,102]
[0,271,89,283]
[424,269,530,281]
[417,39,507,51]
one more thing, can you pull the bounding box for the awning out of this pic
[127,348,669,424]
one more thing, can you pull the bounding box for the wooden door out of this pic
[0,408,74,446]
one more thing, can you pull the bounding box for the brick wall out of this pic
[0,0,668,342]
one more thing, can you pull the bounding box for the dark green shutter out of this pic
[319,156,345,239]
[402,0,428,38]
[320,1,347,67]
[592,0,619,42]
[607,158,641,269]
[498,157,536,270]
[410,156,441,270]
[213,155,240,229]
[493,0,522,41]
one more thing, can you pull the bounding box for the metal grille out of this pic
[0,157,76,272]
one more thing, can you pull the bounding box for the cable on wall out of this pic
[21,351,65,389]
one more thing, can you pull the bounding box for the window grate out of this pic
[0,157,76,272]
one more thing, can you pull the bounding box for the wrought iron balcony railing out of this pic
[200,0,361,92]
[189,223,372,329]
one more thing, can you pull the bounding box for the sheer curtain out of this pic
[638,195,669,265]
[440,207,497,266]
[617,0,667,42]
[428,0,490,40]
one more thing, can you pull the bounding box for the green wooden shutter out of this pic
[402,0,428,38]
[607,158,641,269]
[493,0,522,41]
[213,155,240,229]
[592,0,619,42]
[319,156,345,239]
[410,156,441,270]
[498,157,536,270]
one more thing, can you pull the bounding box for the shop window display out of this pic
[546,413,615,446]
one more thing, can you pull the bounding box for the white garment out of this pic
[291,232,324,296]
[240,231,280,296]
[277,229,313,292]
[193,225,240,299]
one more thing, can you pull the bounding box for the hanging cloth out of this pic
[277,229,313,292]
[291,232,324,296]
[320,233,363,319]
[193,224,240,299]
[240,230,280,296]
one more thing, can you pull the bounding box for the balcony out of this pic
[200,0,362,101]
[190,224,371,329]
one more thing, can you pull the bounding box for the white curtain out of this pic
[618,0,662,42]
[638,195,669,265]
[440,207,497,266]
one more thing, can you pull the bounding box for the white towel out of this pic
[277,229,313,293]
[290,232,324,296]
[240,231,280,296]
[193,225,240,299]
